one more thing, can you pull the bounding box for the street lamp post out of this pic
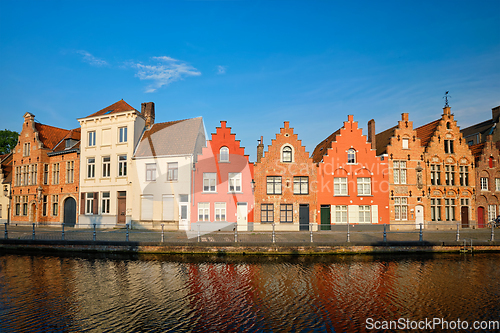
[3,186,11,225]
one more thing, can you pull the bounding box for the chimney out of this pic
[141,102,155,128]
[257,136,264,163]
[492,106,500,121]
[367,119,376,150]
[401,113,409,121]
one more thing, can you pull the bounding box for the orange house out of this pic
[312,115,389,228]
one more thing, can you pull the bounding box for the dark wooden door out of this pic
[299,204,309,231]
[321,205,331,230]
[477,207,484,228]
[117,197,126,224]
[63,197,76,227]
[461,206,469,228]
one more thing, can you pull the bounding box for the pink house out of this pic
[191,121,254,231]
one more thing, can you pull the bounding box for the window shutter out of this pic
[80,192,85,214]
[93,192,98,214]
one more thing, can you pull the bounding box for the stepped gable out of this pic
[415,119,441,148]
[311,128,341,163]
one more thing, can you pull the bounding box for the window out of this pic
[467,140,474,146]
[162,195,174,221]
[215,202,226,221]
[393,161,407,184]
[22,166,28,186]
[87,158,95,178]
[101,192,110,214]
[394,197,408,220]
[15,167,21,186]
[102,157,111,178]
[431,198,442,221]
[445,199,455,221]
[357,177,371,195]
[293,176,308,195]
[0,204,2,219]
[488,205,497,223]
[141,195,153,220]
[267,176,282,195]
[52,195,59,216]
[146,164,156,181]
[459,166,469,186]
[15,197,20,216]
[402,138,409,149]
[198,203,210,221]
[42,195,48,216]
[282,146,292,163]
[118,155,127,177]
[228,173,242,192]
[280,204,293,223]
[496,179,500,191]
[30,164,37,185]
[23,143,30,156]
[119,127,128,143]
[261,204,274,223]
[444,140,454,154]
[88,131,96,147]
[22,196,28,216]
[167,162,178,181]
[445,165,455,185]
[359,205,371,223]
[219,147,229,162]
[430,164,441,185]
[203,173,217,192]
[334,177,348,195]
[86,193,94,215]
[335,205,347,223]
[481,177,488,191]
[43,164,49,185]
[66,161,74,183]
[347,149,356,164]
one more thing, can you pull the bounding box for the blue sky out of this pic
[1,0,499,161]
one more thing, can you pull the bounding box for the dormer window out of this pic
[282,146,292,163]
[347,149,356,164]
[219,147,229,162]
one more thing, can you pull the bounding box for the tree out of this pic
[0,129,19,155]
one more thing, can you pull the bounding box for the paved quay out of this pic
[1,225,500,255]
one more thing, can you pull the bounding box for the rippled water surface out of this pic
[1,252,500,332]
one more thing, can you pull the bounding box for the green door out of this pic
[321,205,331,230]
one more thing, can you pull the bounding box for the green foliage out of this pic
[0,129,19,155]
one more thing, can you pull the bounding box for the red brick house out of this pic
[254,121,317,231]
[470,136,500,227]
[312,115,389,228]
[192,121,254,231]
[11,112,80,226]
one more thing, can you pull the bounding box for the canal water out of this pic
[0,252,499,332]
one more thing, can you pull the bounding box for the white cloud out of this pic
[217,65,226,75]
[132,56,201,93]
[76,50,108,67]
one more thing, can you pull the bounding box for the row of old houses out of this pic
[1,101,499,231]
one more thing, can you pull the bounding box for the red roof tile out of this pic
[35,123,72,150]
[311,128,341,163]
[375,125,397,156]
[415,119,441,148]
[84,100,137,118]
[469,142,485,158]
[52,128,81,152]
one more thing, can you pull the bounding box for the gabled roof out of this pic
[375,125,397,156]
[415,119,441,148]
[52,128,81,153]
[135,117,205,157]
[35,123,73,150]
[311,128,341,163]
[82,100,137,119]
[461,118,496,139]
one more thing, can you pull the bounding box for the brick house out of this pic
[0,153,13,224]
[192,121,254,232]
[375,113,426,229]
[11,112,81,226]
[415,106,476,228]
[469,136,500,227]
[254,121,317,231]
[312,115,389,229]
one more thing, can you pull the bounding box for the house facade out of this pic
[312,115,389,228]
[375,113,426,229]
[77,100,147,228]
[0,153,13,224]
[470,136,500,227]
[461,105,500,145]
[132,116,205,231]
[191,121,254,232]
[415,106,476,228]
[254,121,317,231]
[10,112,81,226]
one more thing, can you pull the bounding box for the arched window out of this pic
[347,149,356,164]
[446,122,451,129]
[219,147,229,162]
[282,146,292,163]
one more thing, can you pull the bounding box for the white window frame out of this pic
[219,147,229,162]
[85,192,94,215]
[146,163,156,182]
[488,204,497,223]
[88,131,96,147]
[496,178,500,192]
[198,202,210,221]
[167,162,178,181]
[347,149,356,164]
[228,173,242,192]
[102,156,111,178]
[101,192,110,214]
[445,198,455,221]
[203,173,217,193]
[87,158,95,179]
[359,205,371,223]
[335,205,347,223]
[267,176,282,195]
[293,176,309,195]
[118,126,128,143]
[481,177,488,191]
[334,177,348,195]
[394,197,408,221]
[357,177,371,195]
[402,138,409,149]
[118,155,127,177]
[282,146,292,163]
[215,202,226,221]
